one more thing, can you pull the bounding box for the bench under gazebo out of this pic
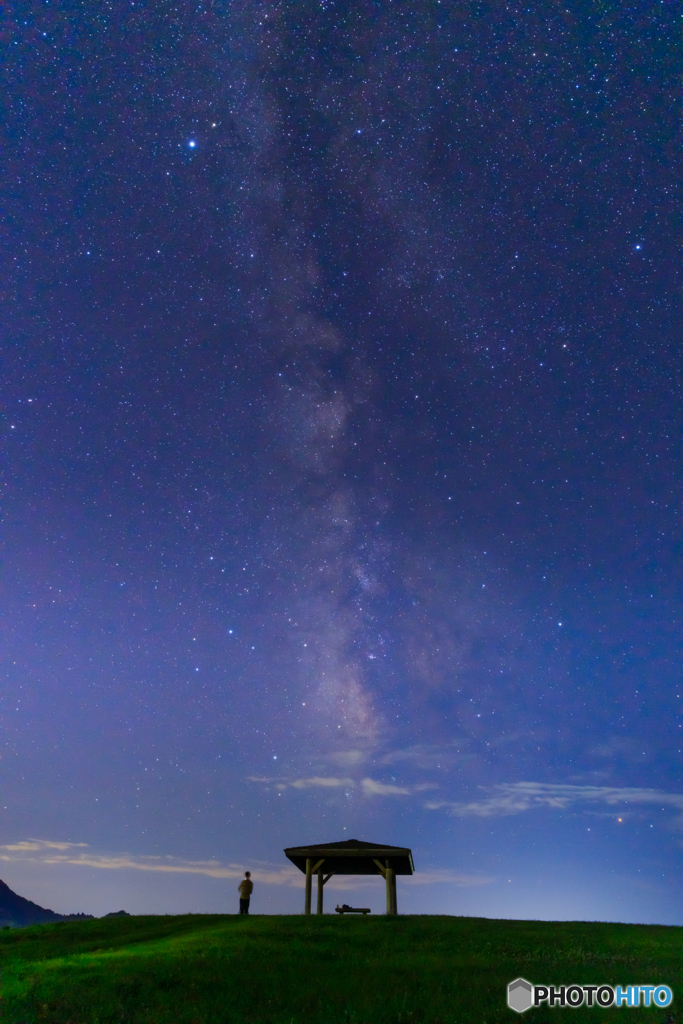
[284,839,414,915]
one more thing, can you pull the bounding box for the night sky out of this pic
[5,0,681,923]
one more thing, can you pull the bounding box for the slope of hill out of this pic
[1,914,681,1023]
[0,879,92,927]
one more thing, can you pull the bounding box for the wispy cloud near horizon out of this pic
[0,840,491,890]
[426,782,683,823]
[2,839,90,852]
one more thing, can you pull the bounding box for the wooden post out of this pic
[385,860,396,915]
[305,858,312,915]
[317,866,324,914]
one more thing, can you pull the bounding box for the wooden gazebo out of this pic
[284,839,414,915]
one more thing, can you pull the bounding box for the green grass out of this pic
[0,914,680,1023]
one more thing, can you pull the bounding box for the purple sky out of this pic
[4,0,682,922]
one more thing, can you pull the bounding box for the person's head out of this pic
[245,871,251,878]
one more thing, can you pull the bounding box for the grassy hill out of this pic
[0,913,680,1023]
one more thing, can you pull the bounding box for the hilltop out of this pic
[0,878,93,927]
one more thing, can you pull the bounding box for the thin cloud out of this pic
[0,840,489,890]
[405,869,494,887]
[44,855,252,880]
[318,869,494,891]
[1,839,89,852]
[588,737,645,760]
[0,842,302,885]
[378,741,469,768]
[290,776,355,789]
[361,778,436,797]
[249,768,441,798]
[361,778,412,796]
[426,782,683,820]
[249,775,437,797]
[248,775,356,790]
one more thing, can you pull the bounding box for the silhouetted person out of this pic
[238,871,253,914]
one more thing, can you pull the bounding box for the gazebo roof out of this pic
[284,839,415,876]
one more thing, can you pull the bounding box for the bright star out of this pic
[188,140,196,148]
[634,244,641,250]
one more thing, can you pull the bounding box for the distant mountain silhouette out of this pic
[0,879,93,927]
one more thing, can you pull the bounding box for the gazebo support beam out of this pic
[385,859,397,915]
[372,858,397,913]
[305,858,312,915]
[305,859,326,915]
[385,865,394,915]
[317,867,324,914]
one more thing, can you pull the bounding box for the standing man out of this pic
[238,871,253,914]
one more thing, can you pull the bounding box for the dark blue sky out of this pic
[4,0,681,921]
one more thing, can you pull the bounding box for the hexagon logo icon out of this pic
[508,977,533,1013]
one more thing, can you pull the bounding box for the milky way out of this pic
[4,0,681,921]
